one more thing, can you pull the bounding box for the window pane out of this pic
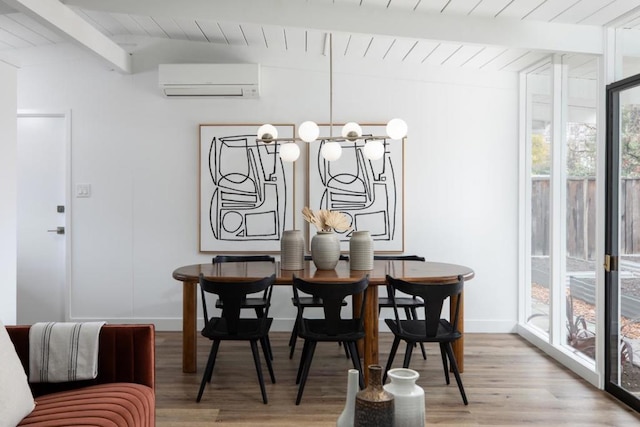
[527,64,552,334]
[564,54,597,360]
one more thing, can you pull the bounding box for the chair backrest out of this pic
[386,274,464,337]
[374,255,425,261]
[292,275,369,336]
[213,255,275,264]
[199,273,276,335]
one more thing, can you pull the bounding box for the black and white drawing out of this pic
[199,124,295,252]
[308,125,404,252]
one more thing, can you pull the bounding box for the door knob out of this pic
[47,226,65,235]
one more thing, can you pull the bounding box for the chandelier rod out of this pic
[329,33,333,137]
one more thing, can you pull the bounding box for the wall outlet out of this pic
[76,183,91,198]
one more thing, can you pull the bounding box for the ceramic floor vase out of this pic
[281,229,305,270]
[349,230,373,270]
[383,368,425,427]
[336,369,359,427]
[311,231,340,270]
[354,365,394,427]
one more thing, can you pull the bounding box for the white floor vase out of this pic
[383,368,425,427]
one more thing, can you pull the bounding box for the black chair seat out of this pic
[378,296,424,308]
[216,298,270,310]
[299,319,366,342]
[384,318,461,343]
[202,317,273,340]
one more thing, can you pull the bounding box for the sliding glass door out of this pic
[605,73,640,411]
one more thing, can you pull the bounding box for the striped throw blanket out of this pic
[29,322,105,383]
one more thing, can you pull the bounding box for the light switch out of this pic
[76,183,91,198]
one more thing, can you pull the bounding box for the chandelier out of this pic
[256,33,407,162]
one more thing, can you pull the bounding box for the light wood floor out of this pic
[155,332,640,426]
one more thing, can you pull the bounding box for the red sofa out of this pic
[6,324,155,427]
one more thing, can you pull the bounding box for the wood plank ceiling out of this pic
[0,0,639,74]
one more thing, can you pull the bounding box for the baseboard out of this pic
[69,317,517,334]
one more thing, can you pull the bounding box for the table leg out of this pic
[182,280,197,373]
[450,290,464,373]
[363,286,379,383]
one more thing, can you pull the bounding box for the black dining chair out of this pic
[383,274,468,405]
[196,273,276,404]
[291,274,368,405]
[376,255,428,360]
[288,254,350,359]
[211,255,276,359]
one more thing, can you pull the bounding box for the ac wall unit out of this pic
[158,63,260,98]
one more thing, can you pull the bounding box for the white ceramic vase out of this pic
[336,369,359,427]
[281,230,305,270]
[383,368,425,427]
[349,230,373,270]
[310,231,340,270]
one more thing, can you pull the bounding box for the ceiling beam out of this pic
[5,0,131,73]
[64,0,603,55]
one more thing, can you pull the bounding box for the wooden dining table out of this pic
[172,259,474,376]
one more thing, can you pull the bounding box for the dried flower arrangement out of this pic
[302,207,351,233]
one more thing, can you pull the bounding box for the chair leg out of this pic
[342,341,351,358]
[196,340,220,402]
[206,340,221,383]
[296,340,310,385]
[439,342,450,385]
[253,307,273,361]
[296,340,317,405]
[409,307,427,360]
[289,321,299,359]
[444,342,468,405]
[250,340,268,404]
[260,337,276,384]
[265,336,274,361]
[383,336,401,383]
[402,341,414,368]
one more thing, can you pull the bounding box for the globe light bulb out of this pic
[257,124,278,142]
[341,122,362,141]
[299,121,320,143]
[279,142,300,162]
[362,140,385,160]
[386,118,407,140]
[321,141,342,161]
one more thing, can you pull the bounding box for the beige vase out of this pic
[281,230,305,270]
[310,231,340,270]
[349,230,373,270]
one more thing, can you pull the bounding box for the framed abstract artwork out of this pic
[199,124,295,252]
[307,124,404,252]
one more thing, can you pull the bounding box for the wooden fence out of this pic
[531,177,640,258]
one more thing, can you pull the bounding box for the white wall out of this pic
[16,42,519,332]
[0,60,17,325]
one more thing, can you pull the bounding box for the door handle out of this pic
[604,254,618,272]
[47,226,65,235]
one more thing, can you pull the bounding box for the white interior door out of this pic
[17,113,69,323]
